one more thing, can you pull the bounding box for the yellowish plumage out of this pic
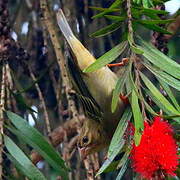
[56,9,125,157]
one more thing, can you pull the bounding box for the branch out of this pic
[40,0,81,129]
[0,64,6,179]
[29,67,51,135]
[127,0,133,41]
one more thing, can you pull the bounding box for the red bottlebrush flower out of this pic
[131,116,179,179]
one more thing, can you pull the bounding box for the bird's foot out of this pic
[107,58,129,67]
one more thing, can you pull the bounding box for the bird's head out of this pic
[77,119,109,159]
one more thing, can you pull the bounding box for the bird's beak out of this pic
[78,147,88,159]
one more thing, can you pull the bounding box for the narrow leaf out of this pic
[7,126,69,179]
[6,111,69,179]
[142,0,153,8]
[135,19,174,25]
[158,79,180,110]
[91,21,122,37]
[144,89,180,122]
[103,161,120,173]
[117,148,131,169]
[131,90,144,146]
[140,73,180,115]
[92,0,122,19]
[6,153,42,180]
[84,41,128,73]
[134,6,168,16]
[108,108,132,157]
[141,7,169,15]
[111,66,129,112]
[104,15,126,21]
[137,37,180,79]
[128,34,144,54]
[116,159,129,180]
[138,23,172,34]
[4,135,46,180]
[143,100,157,115]
[96,108,131,176]
[96,141,125,176]
[89,7,120,12]
[143,62,180,91]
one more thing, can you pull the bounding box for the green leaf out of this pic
[10,90,37,113]
[7,126,69,179]
[131,90,144,146]
[89,7,120,12]
[92,0,122,19]
[125,74,133,96]
[116,159,129,180]
[143,100,157,115]
[144,89,180,123]
[84,41,128,73]
[135,19,174,25]
[96,108,131,176]
[143,62,180,91]
[138,23,172,34]
[128,34,144,54]
[136,7,169,15]
[91,21,122,37]
[137,37,180,79]
[111,65,130,112]
[6,111,69,179]
[158,79,180,110]
[143,11,161,20]
[140,73,180,115]
[4,135,46,180]
[6,153,38,180]
[133,0,142,5]
[104,15,126,21]
[142,0,154,8]
[108,108,132,157]
[103,160,120,173]
[117,148,131,169]
[133,7,167,19]
[96,141,125,176]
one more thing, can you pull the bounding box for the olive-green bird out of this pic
[56,9,125,158]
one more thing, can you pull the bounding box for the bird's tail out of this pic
[56,9,76,48]
[56,9,96,70]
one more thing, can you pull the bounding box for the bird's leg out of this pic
[107,58,129,67]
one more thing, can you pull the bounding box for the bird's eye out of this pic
[82,136,89,144]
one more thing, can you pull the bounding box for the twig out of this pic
[63,135,78,180]
[133,55,147,120]
[90,153,100,178]
[4,64,18,112]
[63,135,78,162]
[83,156,95,180]
[40,0,81,130]
[49,68,63,122]
[127,0,133,41]
[29,67,51,135]
[0,65,6,179]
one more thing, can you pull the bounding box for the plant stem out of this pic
[0,65,6,179]
[127,0,134,42]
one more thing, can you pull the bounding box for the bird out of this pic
[56,9,125,158]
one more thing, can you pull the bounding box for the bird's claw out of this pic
[107,58,129,67]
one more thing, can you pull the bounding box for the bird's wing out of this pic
[67,52,103,122]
